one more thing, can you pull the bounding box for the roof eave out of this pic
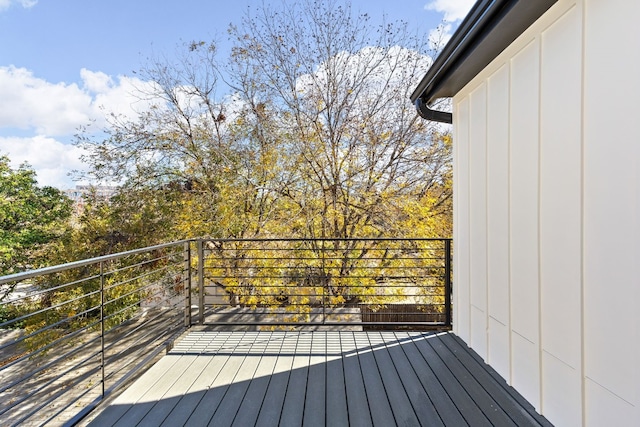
[411,0,558,109]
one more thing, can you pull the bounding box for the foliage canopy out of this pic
[75,0,452,245]
[0,156,72,279]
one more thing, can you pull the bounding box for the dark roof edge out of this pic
[410,0,557,106]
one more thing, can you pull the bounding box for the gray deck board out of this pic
[324,332,349,427]
[185,334,251,427]
[369,332,422,426]
[411,332,491,425]
[354,333,396,427]
[138,355,212,425]
[231,333,282,427]
[254,334,295,426]
[159,334,236,426]
[208,336,265,427]
[403,334,467,426]
[91,352,184,426]
[280,333,312,427]
[111,354,194,427]
[302,333,326,427]
[382,332,444,426]
[87,331,552,427]
[442,334,555,427]
[427,334,516,426]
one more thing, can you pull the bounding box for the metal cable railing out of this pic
[0,237,451,425]
[0,241,191,426]
[196,238,452,330]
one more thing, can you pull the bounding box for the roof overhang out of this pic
[411,0,557,122]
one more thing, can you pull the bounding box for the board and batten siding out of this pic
[452,0,640,425]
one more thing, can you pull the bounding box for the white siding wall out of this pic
[469,84,488,359]
[486,64,511,382]
[452,0,640,425]
[583,0,640,424]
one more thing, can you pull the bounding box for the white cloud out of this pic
[0,66,153,136]
[80,68,158,119]
[0,135,88,189]
[0,0,37,12]
[424,0,475,22]
[428,23,454,51]
[80,69,113,94]
[296,46,432,104]
[0,66,158,188]
[0,66,94,135]
[424,0,475,51]
[293,46,434,134]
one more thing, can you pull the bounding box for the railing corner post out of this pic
[444,239,452,328]
[99,260,105,398]
[184,241,192,327]
[197,239,205,324]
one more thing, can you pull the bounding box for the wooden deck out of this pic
[86,331,552,427]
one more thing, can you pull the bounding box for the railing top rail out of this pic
[0,239,191,286]
[199,237,453,242]
[1,237,453,286]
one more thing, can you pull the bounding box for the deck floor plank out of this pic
[353,332,396,427]
[426,334,517,427]
[138,354,216,426]
[411,332,492,425]
[231,332,284,427]
[162,333,241,427]
[324,332,349,427]
[254,334,296,426]
[368,332,422,426]
[441,334,555,427]
[403,334,468,426]
[341,332,374,427]
[208,333,268,427]
[111,354,197,427]
[87,350,184,426]
[381,332,445,426]
[86,331,551,427]
[302,332,327,427]
[185,333,252,427]
[279,333,311,427]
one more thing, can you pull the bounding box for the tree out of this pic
[56,1,456,324]
[74,39,280,239]
[228,0,450,240]
[219,0,453,302]
[0,155,72,298]
[76,0,452,243]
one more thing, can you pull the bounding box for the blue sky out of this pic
[0,0,473,188]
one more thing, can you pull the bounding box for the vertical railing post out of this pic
[99,261,105,398]
[444,239,452,327]
[197,239,205,324]
[184,241,192,327]
[321,239,326,325]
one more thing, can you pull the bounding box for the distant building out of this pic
[64,185,118,215]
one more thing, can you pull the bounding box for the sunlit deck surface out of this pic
[86,330,552,427]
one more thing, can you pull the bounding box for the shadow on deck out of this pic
[83,331,552,427]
